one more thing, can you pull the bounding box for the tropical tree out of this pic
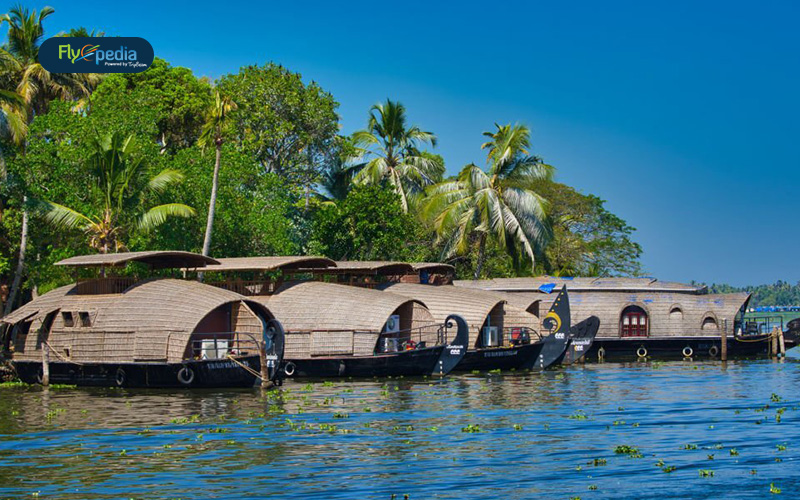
[198,90,236,257]
[44,131,195,253]
[0,5,102,314]
[424,123,553,279]
[351,99,440,212]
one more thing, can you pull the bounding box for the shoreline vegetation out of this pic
[0,5,791,315]
[0,4,643,314]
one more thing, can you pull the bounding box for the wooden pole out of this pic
[41,343,49,386]
[721,318,728,362]
[259,341,269,389]
[771,327,779,358]
[778,329,786,357]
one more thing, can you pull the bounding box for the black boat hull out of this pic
[586,335,799,361]
[455,341,546,372]
[13,356,262,388]
[283,345,449,378]
[562,316,601,365]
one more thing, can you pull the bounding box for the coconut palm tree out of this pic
[0,5,102,314]
[44,131,195,253]
[351,99,440,212]
[198,90,236,257]
[423,123,554,279]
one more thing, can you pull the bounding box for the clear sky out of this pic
[14,0,800,286]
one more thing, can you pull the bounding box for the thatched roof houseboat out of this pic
[201,260,468,378]
[453,276,790,359]
[379,283,577,371]
[1,252,285,388]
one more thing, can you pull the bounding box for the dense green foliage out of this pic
[702,281,800,307]
[309,184,432,261]
[0,4,647,312]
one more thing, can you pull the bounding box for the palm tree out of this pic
[0,5,102,315]
[44,131,195,253]
[198,90,236,257]
[423,123,554,279]
[351,99,440,212]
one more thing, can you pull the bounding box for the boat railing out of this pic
[206,280,277,296]
[503,326,542,344]
[377,321,451,353]
[189,332,261,360]
[481,326,541,348]
[75,277,137,295]
[738,316,785,337]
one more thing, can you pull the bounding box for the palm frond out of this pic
[147,168,185,193]
[43,202,94,230]
[138,203,195,232]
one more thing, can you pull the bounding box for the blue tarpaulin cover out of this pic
[538,283,557,293]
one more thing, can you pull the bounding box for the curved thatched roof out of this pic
[454,276,705,293]
[202,256,336,273]
[258,281,425,332]
[498,292,547,313]
[57,251,219,269]
[331,261,415,275]
[411,263,455,274]
[2,279,270,333]
[380,283,504,339]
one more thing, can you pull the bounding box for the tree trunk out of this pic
[473,233,487,280]
[201,145,222,257]
[4,198,29,316]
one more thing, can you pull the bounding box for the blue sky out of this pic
[15,0,800,286]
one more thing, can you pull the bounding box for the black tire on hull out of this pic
[13,356,263,388]
[586,336,799,361]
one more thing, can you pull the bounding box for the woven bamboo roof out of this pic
[454,276,705,293]
[201,256,336,273]
[2,279,270,333]
[56,251,219,269]
[411,262,455,274]
[329,261,415,274]
[381,283,504,338]
[257,281,424,332]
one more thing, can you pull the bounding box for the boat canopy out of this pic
[56,251,219,269]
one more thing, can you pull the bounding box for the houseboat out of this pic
[296,260,598,368]
[0,251,285,388]
[455,276,799,360]
[379,282,576,371]
[194,257,468,378]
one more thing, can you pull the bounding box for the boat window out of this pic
[79,312,92,327]
[620,306,648,337]
[669,306,683,320]
[702,316,718,330]
[61,312,75,328]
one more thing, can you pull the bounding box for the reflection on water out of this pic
[1,359,799,499]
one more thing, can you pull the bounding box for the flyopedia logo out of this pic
[40,37,154,73]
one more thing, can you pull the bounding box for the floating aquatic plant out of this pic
[681,443,698,450]
[461,424,481,433]
[770,483,782,494]
[730,448,739,456]
[699,469,714,477]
